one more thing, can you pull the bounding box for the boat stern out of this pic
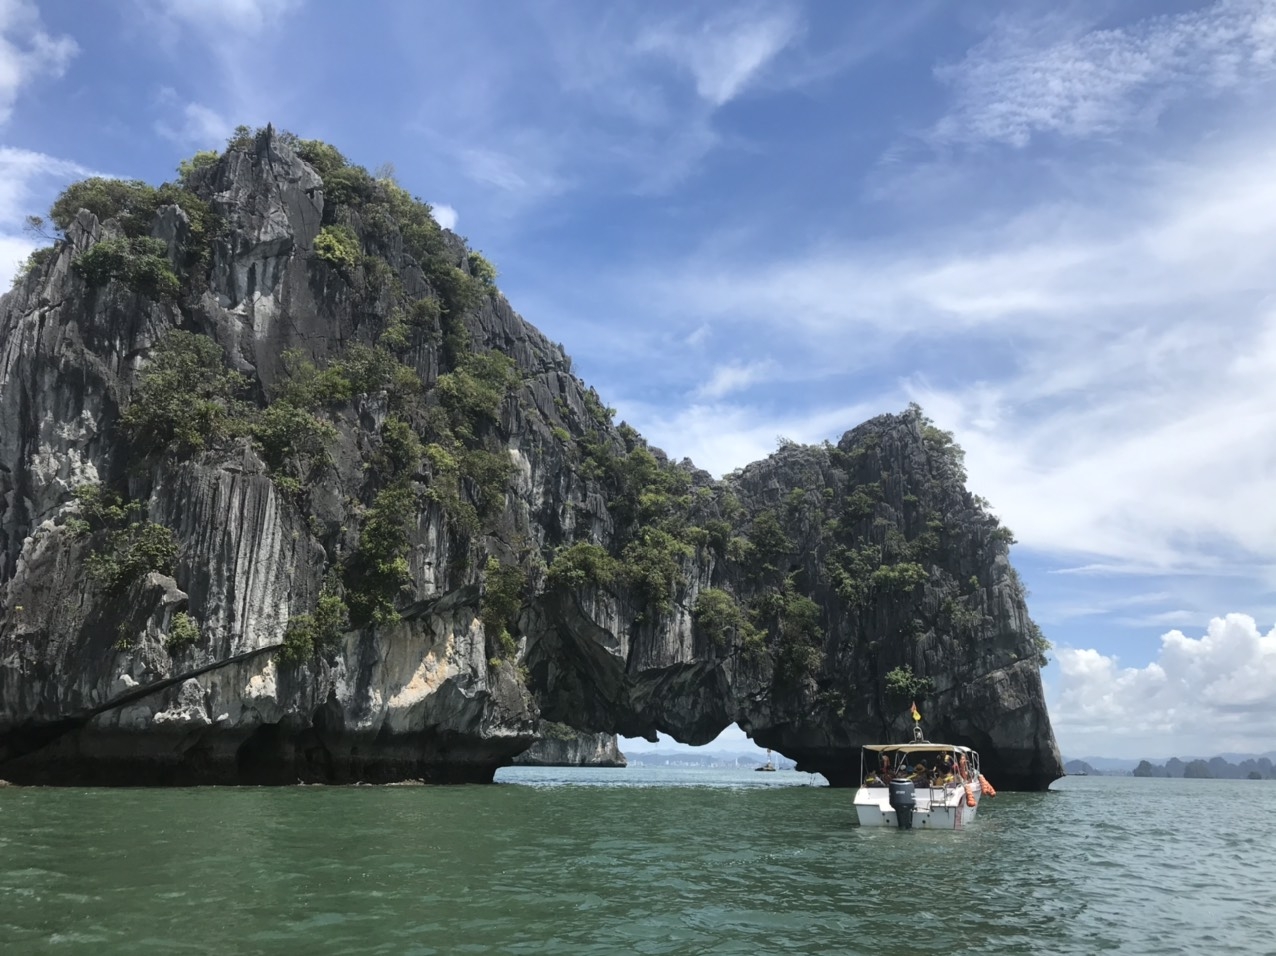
[854,783,980,829]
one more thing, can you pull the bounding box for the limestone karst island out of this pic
[0,128,1062,790]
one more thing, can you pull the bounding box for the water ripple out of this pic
[1,773,1275,953]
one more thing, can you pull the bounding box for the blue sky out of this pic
[2,0,1275,760]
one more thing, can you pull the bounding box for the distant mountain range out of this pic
[1065,752,1276,779]
[622,750,800,770]
[624,749,1276,778]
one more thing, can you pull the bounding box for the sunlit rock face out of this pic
[0,128,1061,789]
[512,725,626,768]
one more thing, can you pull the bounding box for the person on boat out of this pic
[878,754,893,784]
[911,761,931,786]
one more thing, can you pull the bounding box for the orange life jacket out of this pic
[963,782,976,806]
[979,773,997,797]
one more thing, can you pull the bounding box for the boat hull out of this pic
[853,784,982,829]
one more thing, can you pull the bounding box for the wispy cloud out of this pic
[932,0,1276,147]
[0,146,102,286]
[1051,613,1276,757]
[636,4,802,107]
[136,0,303,139]
[394,3,829,209]
[0,146,96,223]
[0,0,78,125]
[140,0,301,39]
[595,117,1276,577]
[615,397,875,478]
[649,129,1276,340]
[458,145,568,199]
[153,93,233,148]
[695,360,777,400]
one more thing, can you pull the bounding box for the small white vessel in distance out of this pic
[853,704,995,829]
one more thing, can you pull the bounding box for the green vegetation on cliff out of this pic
[0,123,1063,791]
[692,588,762,653]
[122,332,250,454]
[66,485,177,595]
[281,591,350,662]
[481,557,526,661]
[164,612,202,651]
[38,126,1049,708]
[67,126,521,632]
[884,664,934,702]
[73,236,180,299]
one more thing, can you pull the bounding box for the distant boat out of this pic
[755,748,776,772]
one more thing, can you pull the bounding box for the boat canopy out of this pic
[862,743,975,754]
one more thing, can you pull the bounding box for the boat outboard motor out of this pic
[889,780,916,829]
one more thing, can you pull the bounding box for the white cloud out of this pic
[695,360,775,400]
[623,123,1276,575]
[0,146,96,223]
[0,146,99,286]
[430,203,458,231]
[143,0,300,37]
[652,129,1276,340]
[154,100,233,148]
[0,231,35,288]
[911,296,1276,570]
[0,0,78,124]
[1052,613,1276,757]
[458,145,566,198]
[933,0,1276,147]
[136,0,302,137]
[391,3,839,211]
[618,397,874,478]
[637,5,802,106]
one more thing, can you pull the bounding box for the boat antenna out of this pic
[910,700,926,742]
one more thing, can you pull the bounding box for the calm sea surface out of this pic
[2,770,1274,955]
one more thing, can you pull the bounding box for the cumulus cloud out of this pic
[0,0,78,125]
[933,0,1276,147]
[1052,614,1276,757]
[430,203,458,232]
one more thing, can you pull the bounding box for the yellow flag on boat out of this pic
[910,702,921,722]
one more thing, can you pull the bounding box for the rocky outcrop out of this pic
[512,723,626,767]
[0,127,1062,789]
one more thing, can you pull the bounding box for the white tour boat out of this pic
[853,709,995,829]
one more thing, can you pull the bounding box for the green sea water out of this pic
[2,770,1274,955]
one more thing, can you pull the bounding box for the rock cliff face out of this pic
[512,724,626,767]
[0,127,1062,789]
